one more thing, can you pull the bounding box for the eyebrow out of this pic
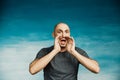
[57,29,69,31]
[65,30,69,31]
[57,29,62,31]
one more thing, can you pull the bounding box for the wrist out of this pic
[53,49,60,53]
[70,49,76,54]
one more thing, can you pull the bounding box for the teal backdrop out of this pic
[0,0,120,80]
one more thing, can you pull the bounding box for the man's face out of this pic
[54,23,70,47]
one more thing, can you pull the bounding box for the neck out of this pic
[60,47,67,52]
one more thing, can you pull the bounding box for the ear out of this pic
[52,32,55,38]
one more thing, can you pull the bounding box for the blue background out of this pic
[0,0,120,80]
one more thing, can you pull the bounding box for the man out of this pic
[29,22,100,80]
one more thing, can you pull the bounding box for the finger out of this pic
[55,36,59,44]
[67,38,72,44]
[68,36,74,41]
[55,35,60,39]
[69,37,75,44]
[67,36,73,40]
[65,36,71,40]
[71,37,74,41]
[55,35,61,41]
[71,37,75,46]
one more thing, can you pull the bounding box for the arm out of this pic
[29,49,59,75]
[67,37,100,73]
[71,50,100,73]
[29,36,61,75]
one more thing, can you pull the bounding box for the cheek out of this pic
[66,33,70,36]
[56,33,62,36]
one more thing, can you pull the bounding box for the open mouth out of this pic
[60,38,67,45]
[61,39,66,41]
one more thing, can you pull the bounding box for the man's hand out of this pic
[54,36,61,53]
[66,37,75,53]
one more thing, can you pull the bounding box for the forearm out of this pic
[71,50,100,73]
[29,49,58,75]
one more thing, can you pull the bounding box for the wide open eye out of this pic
[65,30,70,33]
[56,29,62,33]
[57,31,61,33]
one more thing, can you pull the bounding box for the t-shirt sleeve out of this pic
[35,48,47,60]
[75,47,89,58]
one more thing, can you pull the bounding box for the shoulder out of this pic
[40,45,54,53]
[75,47,85,53]
[35,45,54,59]
[75,47,89,58]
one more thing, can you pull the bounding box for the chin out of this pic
[60,45,66,48]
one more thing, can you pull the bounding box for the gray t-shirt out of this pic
[35,46,89,80]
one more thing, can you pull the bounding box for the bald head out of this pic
[53,22,70,38]
[54,22,70,33]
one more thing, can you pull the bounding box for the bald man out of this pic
[29,22,100,80]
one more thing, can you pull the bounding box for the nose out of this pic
[62,32,65,37]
